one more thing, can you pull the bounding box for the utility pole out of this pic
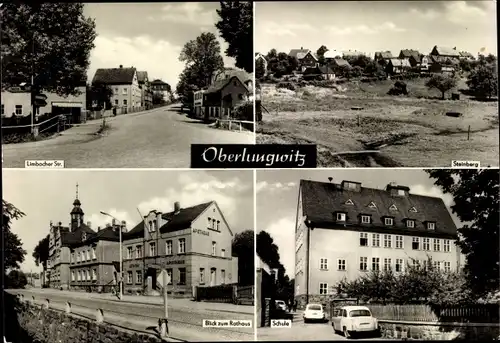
[159,269,169,338]
[31,33,35,134]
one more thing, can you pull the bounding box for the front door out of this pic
[210,268,216,286]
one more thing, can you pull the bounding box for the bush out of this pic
[5,270,28,289]
[276,82,296,91]
[466,62,498,100]
[388,81,408,96]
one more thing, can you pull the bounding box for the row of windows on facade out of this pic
[126,240,225,259]
[358,233,451,252]
[113,87,140,97]
[145,217,220,233]
[317,257,452,273]
[113,99,140,107]
[335,211,436,230]
[71,268,97,282]
[71,248,97,263]
[124,267,227,285]
[2,104,23,116]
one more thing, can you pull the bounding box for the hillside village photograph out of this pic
[2,170,255,342]
[1,2,254,168]
[256,169,499,341]
[255,1,498,168]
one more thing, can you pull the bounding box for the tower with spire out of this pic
[70,183,84,231]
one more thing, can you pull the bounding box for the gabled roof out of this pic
[375,51,393,59]
[299,179,457,237]
[388,58,411,68]
[342,50,365,58]
[431,46,460,57]
[400,49,421,63]
[289,48,310,59]
[124,201,214,240]
[205,75,248,94]
[61,223,95,246]
[137,71,148,83]
[331,58,351,67]
[150,79,169,86]
[215,69,252,83]
[92,67,136,85]
[459,51,474,58]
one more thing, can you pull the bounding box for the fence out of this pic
[1,113,68,140]
[368,303,500,323]
[195,284,254,305]
[216,119,254,132]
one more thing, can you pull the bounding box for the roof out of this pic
[324,50,341,59]
[432,46,460,57]
[299,179,457,238]
[459,51,474,58]
[304,66,335,74]
[289,48,310,59]
[388,58,411,68]
[215,69,251,83]
[331,58,351,67]
[375,51,393,59]
[429,55,460,65]
[125,201,214,240]
[343,50,365,57]
[150,79,169,86]
[400,49,421,63]
[205,75,248,95]
[92,67,136,85]
[137,71,148,83]
[61,223,96,246]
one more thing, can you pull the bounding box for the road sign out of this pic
[156,269,171,287]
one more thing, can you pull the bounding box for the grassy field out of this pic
[256,78,499,167]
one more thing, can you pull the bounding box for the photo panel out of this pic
[256,168,499,340]
[1,2,255,169]
[2,169,256,342]
[254,1,498,168]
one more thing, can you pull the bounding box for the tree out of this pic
[2,200,27,273]
[232,230,255,286]
[32,234,49,286]
[256,230,281,268]
[466,62,498,100]
[256,58,266,80]
[349,55,372,70]
[87,83,113,110]
[215,1,253,73]
[267,52,298,78]
[152,91,166,105]
[176,64,204,107]
[316,45,329,65]
[1,3,97,96]
[425,74,457,99]
[426,169,499,298]
[5,270,28,289]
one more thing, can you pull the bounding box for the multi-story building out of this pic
[91,65,142,112]
[150,79,171,104]
[137,71,153,109]
[122,201,238,298]
[294,179,462,307]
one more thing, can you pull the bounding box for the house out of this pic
[430,46,460,59]
[299,51,319,72]
[399,49,422,68]
[255,53,268,75]
[420,55,432,72]
[294,179,462,308]
[1,83,87,123]
[385,58,411,75]
[193,89,205,119]
[428,55,459,74]
[459,51,475,61]
[328,58,351,73]
[137,71,153,109]
[303,65,336,80]
[374,51,393,63]
[150,79,171,104]
[122,201,238,297]
[92,65,142,112]
[288,47,311,61]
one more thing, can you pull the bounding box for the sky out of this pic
[255,1,497,58]
[256,169,462,278]
[83,2,236,90]
[3,170,254,273]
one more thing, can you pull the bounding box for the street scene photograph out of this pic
[255,1,498,167]
[3,169,255,342]
[256,169,499,341]
[1,2,254,168]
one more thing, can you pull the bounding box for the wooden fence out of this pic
[368,304,500,323]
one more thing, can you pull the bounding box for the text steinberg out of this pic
[201,147,306,167]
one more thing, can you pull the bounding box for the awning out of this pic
[51,102,83,108]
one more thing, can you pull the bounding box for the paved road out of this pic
[2,106,254,168]
[257,311,389,341]
[8,288,254,342]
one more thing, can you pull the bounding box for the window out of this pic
[336,213,346,221]
[178,238,186,254]
[92,268,96,280]
[444,240,451,252]
[409,207,418,213]
[221,270,225,284]
[368,202,377,209]
[359,233,368,246]
[423,238,430,251]
[389,204,398,211]
[395,235,403,249]
[433,261,441,270]
[127,247,133,259]
[148,220,153,231]
[211,241,216,255]
[149,242,156,256]
[427,222,436,230]
[114,88,118,93]
[372,257,380,271]
[200,268,205,284]
[433,239,441,252]
[320,258,328,270]
[413,259,420,267]
[166,240,173,255]
[136,245,142,259]
[372,233,380,247]
[207,217,212,229]
[360,257,368,271]
[319,283,328,295]
[216,221,220,231]
[166,269,173,285]
[345,199,354,205]
[92,247,96,259]
[444,261,451,272]
[384,217,394,226]
[347,182,357,190]
[86,250,90,261]
[123,99,127,106]
[15,105,22,115]
[398,189,406,196]
[151,221,157,232]
[77,271,81,281]
[384,234,392,248]
[406,220,415,228]
[178,268,186,285]
[384,258,392,271]
[71,271,75,281]
[338,259,346,271]
[127,271,133,284]
[71,253,75,263]
[412,237,420,250]
[123,88,128,95]
[221,249,226,257]
[212,219,216,230]
[395,259,404,272]
[361,215,370,224]
[115,99,118,105]
[136,270,142,284]
[1,104,4,115]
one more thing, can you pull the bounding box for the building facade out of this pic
[92,66,141,112]
[122,201,238,298]
[137,71,153,109]
[294,179,462,307]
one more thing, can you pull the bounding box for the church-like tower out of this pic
[70,183,84,231]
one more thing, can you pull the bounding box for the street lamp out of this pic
[100,211,123,300]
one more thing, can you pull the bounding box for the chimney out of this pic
[121,220,127,233]
[300,47,303,50]
[87,221,91,228]
[328,177,333,183]
[112,218,116,226]
[58,221,62,226]
[119,65,123,68]
[174,202,181,214]
[97,226,101,232]
[156,212,162,228]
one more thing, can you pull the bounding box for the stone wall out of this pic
[15,302,164,343]
[379,320,500,341]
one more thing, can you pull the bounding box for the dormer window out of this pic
[336,212,346,222]
[427,222,436,231]
[406,219,415,228]
[345,199,354,205]
[409,207,418,213]
[360,215,371,224]
[384,217,394,226]
[398,189,406,196]
[366,202,376,209]
[389,204,398,211]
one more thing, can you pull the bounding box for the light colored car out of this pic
[275,300,287,311]
[331,306,379,338]
[303,303,326,323]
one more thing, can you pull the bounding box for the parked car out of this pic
[275,300,287,311]
[303,303,326,323]
[331,306,379,338]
